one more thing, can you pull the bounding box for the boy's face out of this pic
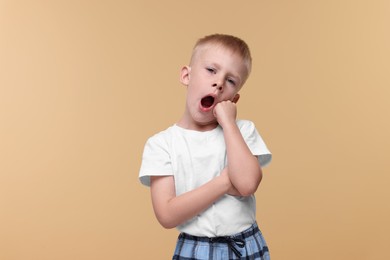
[179,45,248,130]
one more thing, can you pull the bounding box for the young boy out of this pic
[139,34,272,259]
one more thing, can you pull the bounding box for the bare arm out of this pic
[150,168,239,229]
[214,101,263,196]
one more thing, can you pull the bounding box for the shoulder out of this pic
[145,125,175,145]
[142,126,179,156]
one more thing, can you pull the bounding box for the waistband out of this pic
[178,222,259,257]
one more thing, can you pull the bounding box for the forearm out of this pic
[223,123,262,196]
[150,174,229,229]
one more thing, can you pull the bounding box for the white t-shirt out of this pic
[139,119,272,237]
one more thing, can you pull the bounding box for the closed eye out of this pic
[227,78,236,86]
[206,67,216,74]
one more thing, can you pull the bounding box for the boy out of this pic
[139,34,272,259]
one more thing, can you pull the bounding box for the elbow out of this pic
[158,219,176,229]
[238,184,258,197]
[155,212,178,229]
[237,171,263,197]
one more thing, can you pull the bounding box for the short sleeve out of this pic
[138,133,173,186]
[237,120,272,168]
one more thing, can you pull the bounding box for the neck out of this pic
[176,115,219,132]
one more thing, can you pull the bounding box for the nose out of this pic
[212,82,223,91]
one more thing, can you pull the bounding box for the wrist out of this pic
[218,118,236,129]
[220,120,239,133]
[217,171,231,194]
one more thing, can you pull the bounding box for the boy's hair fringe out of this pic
[190,34,252,75]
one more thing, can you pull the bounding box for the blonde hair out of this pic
[190,34,252,77]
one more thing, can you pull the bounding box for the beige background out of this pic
[1,1,389,259]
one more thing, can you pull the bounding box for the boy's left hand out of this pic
[213,100,237,127]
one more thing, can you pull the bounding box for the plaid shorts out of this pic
[172,222,270,260]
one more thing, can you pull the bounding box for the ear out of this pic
[180,66,191,86]
[232,93,240,104]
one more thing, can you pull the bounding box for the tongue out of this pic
[201,96,214,108]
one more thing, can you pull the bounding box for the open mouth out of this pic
[200,95,215,109]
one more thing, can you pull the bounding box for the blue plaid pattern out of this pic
[172,222,270,260]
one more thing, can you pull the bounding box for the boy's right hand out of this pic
[220,167,242,196]
[213,100,237,129]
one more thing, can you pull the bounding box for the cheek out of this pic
[187,89,199,103]
[225,88,238,97]
[225,91,239,102]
